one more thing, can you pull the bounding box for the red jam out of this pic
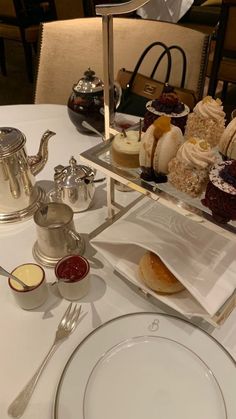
[56,256,89,282]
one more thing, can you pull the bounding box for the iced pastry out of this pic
[202,160,236,223]
[139,116,183,181]
[143,84,190,134]
[185,96,226,147]
[111,130,141,168]
[168,137,217,197]
[218,117,236,160]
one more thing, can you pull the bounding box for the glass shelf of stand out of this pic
[80,137,236,242]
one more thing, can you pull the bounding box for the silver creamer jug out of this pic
[0,127,55,223]
[52,157,96,213]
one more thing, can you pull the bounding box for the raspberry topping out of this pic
[152,85,185,114]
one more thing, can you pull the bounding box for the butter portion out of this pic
[10,264,43,291]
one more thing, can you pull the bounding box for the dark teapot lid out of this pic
[73,68,104,94]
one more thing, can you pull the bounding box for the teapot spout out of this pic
[28,130,56,176]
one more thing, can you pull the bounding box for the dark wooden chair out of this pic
[0,0,57,82]
[207,0,236,98]
[82,1,136,17]
[54,0,84,20]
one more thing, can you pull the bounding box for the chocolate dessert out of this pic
[143,84,189,134]
[202,160,236,223]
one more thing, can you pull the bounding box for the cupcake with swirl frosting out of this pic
[185,96,226,147]
[168,137,217,197]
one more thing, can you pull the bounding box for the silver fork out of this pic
[8,303,82,418]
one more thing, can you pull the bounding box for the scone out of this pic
[185,96,226,147]
[168,137,217,197]
[139,251,185,294]
[202,160,236,223]
[111,130,141,168]
[139,115,183,181]
[218,117,236,160]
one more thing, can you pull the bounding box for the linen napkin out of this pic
[91,198,236,318]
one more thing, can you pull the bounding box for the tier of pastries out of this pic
[111,85,236,224]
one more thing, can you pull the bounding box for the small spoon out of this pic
[122,128,127,138]
[138,118,142,141]
[0,266,33,291]
[82,121,105,141]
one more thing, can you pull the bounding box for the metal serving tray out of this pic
[80,138,236,242]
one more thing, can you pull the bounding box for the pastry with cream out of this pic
[111,130,141,168]
[139,251,185,294]
[202,160,236,223]
[185,96,226,147]
[139,115,183,181]
[218,117,236,160]
[168,137,217,197]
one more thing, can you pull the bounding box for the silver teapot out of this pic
[0,127,56,223]
[51,157,97,213]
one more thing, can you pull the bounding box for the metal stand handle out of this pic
[95,1,150,141]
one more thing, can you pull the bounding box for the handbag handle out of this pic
[150,45,187,88]
[127,41,172,91]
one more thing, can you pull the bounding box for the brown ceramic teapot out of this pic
[67,68,122,135]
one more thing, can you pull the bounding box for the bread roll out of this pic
[139,251,185,294]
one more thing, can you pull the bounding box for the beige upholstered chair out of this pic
[35,17,210,105]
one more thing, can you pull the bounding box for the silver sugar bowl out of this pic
[50,157,96,212]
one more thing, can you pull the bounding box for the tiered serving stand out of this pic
[81,0,236,326]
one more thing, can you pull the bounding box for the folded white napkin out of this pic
[137,0,194,23]
[91,198,236,318]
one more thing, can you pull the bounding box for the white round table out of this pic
[0,104,235,419]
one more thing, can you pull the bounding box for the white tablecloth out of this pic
[137,0,194,23]
[0,105,235,419]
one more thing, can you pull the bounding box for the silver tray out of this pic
[80,138,236,241]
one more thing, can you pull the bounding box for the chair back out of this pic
[54,0,84,20]
[208,0,236,95]
[35,17,210,105]
[224,4,236,55]
[0,0,16,19]
[0,1,57,26]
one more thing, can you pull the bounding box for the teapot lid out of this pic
[73,68,104,94]
[54,156,95,188]
[0,127,26,158]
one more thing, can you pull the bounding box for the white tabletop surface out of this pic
[0,104,235,419]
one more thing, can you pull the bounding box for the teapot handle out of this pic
[114,81,122,110]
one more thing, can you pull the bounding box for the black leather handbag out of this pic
[117,41,197,117]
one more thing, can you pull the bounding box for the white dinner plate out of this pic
[53,313,236,419]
